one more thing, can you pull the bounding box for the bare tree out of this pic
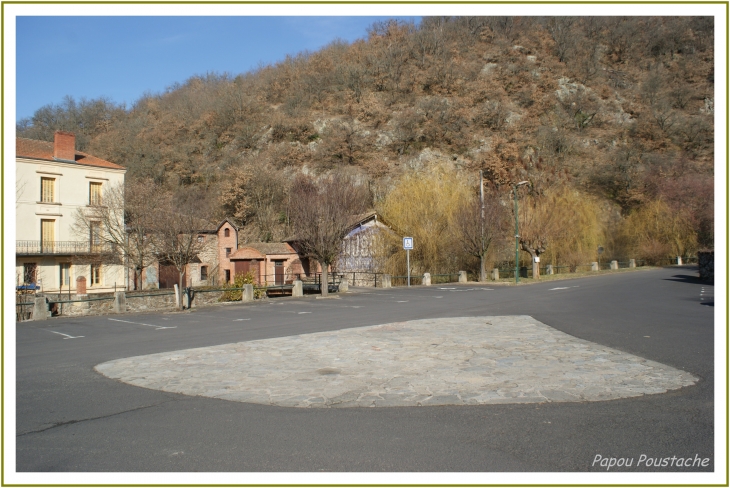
[455,188,509,282]
[288,172,370,296]
[153,192,213,307]
[73,179,165,290]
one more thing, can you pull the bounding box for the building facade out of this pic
[16,131,127,294]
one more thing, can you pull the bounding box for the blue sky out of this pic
[16,16,419,121]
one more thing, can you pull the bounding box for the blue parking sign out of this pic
[403,237,413,250]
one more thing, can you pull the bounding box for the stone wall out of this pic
[698,251,714,280]
[125,291,178,313]
[45,293,116,317]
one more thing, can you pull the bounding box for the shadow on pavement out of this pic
[664,274,713,285]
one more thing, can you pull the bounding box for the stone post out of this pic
[629,259,636,268]
[591,262,599,272]
[545,265,554,275]
[113,291,126,314]
[422,273,431,286]
[338,279,349,293]
[292,280,303,297]
[458,271,467,283]
[173,284,180,307]
[381,274,392,288]
[242,284,254,302]
[677,256,683,265]
[491,268,499,280]
[184,289,193,309]
[32,297,48,321]
[611,260,619,270]
[76,276,86,295]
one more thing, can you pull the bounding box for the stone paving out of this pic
[95,316,698,408]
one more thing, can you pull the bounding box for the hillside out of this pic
[17,16,714,271]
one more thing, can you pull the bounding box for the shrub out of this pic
[221,272,260,301]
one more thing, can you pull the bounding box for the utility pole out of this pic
[513,181,529,283]
[479,170,484,282]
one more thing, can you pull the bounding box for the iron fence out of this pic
[16,240,114,255]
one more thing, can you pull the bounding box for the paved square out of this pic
[96,315,697,408]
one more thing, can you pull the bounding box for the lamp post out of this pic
[513,181,529,283]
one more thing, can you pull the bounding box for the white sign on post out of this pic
[403,237,413,286]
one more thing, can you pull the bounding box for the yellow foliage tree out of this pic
[376,166,471,276]
[616,199,697,264]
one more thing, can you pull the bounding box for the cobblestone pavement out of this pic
[96,316,697,408]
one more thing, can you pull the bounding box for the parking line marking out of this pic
[549,287,570,290]
[108,318,176,330]
[298,312,311,314]
[233,318,251,321]
[47,330,84,339]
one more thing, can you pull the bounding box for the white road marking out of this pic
[233,319,250,321]
[550,287,570,290]
[439,287,456,290]
[47,330,84,339]
[298,312,311,314]
[108,318,176,330]
[397,300,409,303]
[434,296,443,298]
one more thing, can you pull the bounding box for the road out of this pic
[14,266,714,474]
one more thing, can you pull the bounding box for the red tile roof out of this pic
[16,137,125,170]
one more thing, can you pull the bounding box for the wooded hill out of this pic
[18,16,714,273]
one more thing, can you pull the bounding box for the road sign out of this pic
[403,237,413,250]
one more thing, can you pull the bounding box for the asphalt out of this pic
[14,265,715,473]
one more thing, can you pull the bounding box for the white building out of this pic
[16,131,127,294]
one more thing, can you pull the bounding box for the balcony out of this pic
[16,240,115,256]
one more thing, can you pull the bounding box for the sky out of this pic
[15,16,419,121]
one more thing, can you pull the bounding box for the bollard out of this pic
[611,260,619,270]
[491,268,499,280]
[422,273,431,286]
[292,280,303,297]
[629,259,636,268]
[174,284,180,307]
[32,297,49,321]
[677,256,683,265]
[458,271,467,283]
[591,262,599,272]
[338,279,349,293]
[242,284,254,302]
[545,264,554,275]
[183,288,194,309]
[381,274,392,288]
[113,291,126,313]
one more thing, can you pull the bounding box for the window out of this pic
[89,182,102,205]
[225,248,232,257]
[200,266,208,280]
[40,177,55,203]
[90,264,102,286]
[60,263,71,288]
[225,269,231,283]
[224,228,230,237]
[41,219,55,252]
[90,221,102,251]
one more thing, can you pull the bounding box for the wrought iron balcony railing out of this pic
[16,240,114,255]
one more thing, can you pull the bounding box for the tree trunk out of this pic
[479,254,487,282]
[532,259,540,280]
[177,268,185,309]
[320,262,329,297]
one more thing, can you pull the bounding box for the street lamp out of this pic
[513,181,529,283]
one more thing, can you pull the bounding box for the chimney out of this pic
[53,131,76,162]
